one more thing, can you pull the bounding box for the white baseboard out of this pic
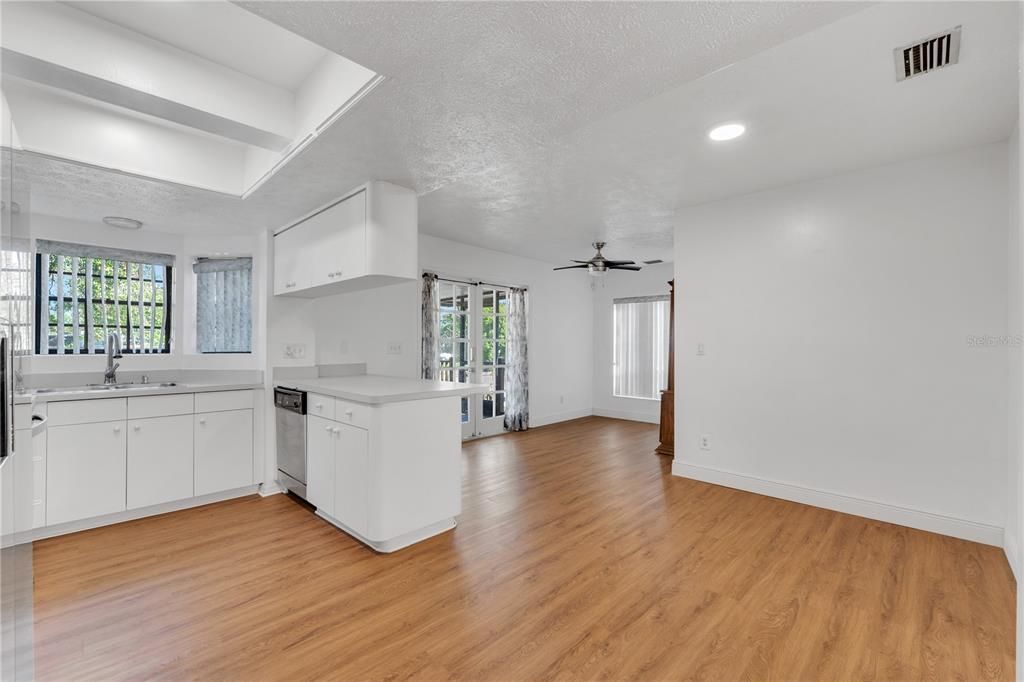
[531,408,594,428]
[21,485,260,543]
[1005,532,1021,583]
[673,461,1004,547]
[259,481,284,497]
[592,408,659,424]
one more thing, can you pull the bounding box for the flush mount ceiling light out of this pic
[708,123,746,142]
[103,216,143,230]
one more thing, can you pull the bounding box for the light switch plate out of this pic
[284,343,306,359]
[386,342,402,355]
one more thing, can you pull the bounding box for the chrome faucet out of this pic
[104,332,123,384]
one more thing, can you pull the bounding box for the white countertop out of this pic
[278,375,489,404]
[16,382,263,404]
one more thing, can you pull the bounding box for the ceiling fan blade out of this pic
[571,260,594,264]
[607,264,642,271]
[553,264,590,271]
[602,259,636,266]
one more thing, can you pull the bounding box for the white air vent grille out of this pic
[895,26,961,82]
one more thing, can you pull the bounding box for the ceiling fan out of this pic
[553,242,641,275]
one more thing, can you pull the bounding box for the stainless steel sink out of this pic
[27,382,179,395]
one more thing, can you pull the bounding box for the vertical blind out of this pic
[194,257,252,353]
[36,240,173,355]
[613,295,670,400]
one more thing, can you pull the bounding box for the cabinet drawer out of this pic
[128,393,194,420]
[308,393,335,421]
[333,398,370,430]
[195,390,253,413]
[47,398,126,426]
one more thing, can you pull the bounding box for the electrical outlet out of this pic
[697,343,706,356]
[283,343,306,359]
[699,434,711,451]
[386,342,403,355]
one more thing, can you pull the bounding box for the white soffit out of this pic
[0,1,381,196]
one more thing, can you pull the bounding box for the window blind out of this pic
[35,243,173,355]
[612,295,670,400]
[195,257,252,353]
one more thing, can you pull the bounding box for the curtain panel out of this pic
[195,257,252,353]
[421,272,440,379]
[503,287,529,431]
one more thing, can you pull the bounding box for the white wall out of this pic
[673,142,1012,545]
[1008,123,1022,578]
[306,234,595,426]
[22,214,266,375]
[591,261,674,423]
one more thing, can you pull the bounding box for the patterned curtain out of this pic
[194,257,252,353]
[503,287,529,431]
[421,272,440,379]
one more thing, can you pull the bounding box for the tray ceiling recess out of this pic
[0,1,382,197]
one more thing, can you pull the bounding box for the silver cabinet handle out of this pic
[199,418,207,425]
[133,425,141,431]
[113,425,121,433]
[344,409,353,417]
[325,425,332,432]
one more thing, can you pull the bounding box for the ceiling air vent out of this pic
[895,26,961,82]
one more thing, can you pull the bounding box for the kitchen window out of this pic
[34,240,173,354]
[194,257,252,353]
[612,295,670,400]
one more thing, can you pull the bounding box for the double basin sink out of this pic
[28,382,180,395]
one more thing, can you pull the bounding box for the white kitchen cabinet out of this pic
[12,426,45,533]
[47,421,126,525]
[333,422,368,536]
[194,409,254,496]
[273,181,417,297]
[127,415,194,509]
[273,221,309,294]
[306,415,336,516]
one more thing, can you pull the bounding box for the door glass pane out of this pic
[483,393,494,418]
[457,368,470,383]
[482,314,494,338]
[440,313,454,338]
[461,397,469,422]
[454,285,470,312]
[482,289,495,313]
[454,313,469,340]
[483,341,495,366]
[439,282,454,311]
[495,367,505,392]
[495,392,505,416]
[481,367,494,388]
[497,290,508,314]
[496,341,506,365]
[455,340,470,368]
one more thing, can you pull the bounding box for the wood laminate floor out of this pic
[33,417,1015,681]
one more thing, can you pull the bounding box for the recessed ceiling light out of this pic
[103,216,143,230]
[708,123,746,142]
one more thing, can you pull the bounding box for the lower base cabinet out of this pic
[334,423,368,535]
[195,409,254,496]
[306,413,368,535]
[127,415,194,509]
[47,421,127,526]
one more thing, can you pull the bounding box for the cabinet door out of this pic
[273,227,308,295]
[306,415,335,516]
[318,190,366,284]
[195,409,254,496]
[47,421,127,525]
[334,423,368,535]
[127,415,194,509]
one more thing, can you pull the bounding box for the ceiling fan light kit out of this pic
[554,241,642,276]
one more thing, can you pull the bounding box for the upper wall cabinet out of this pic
[274,181,418,297]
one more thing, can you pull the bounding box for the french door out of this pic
[436,280,510,439]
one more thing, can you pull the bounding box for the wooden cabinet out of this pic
[127,415,194,509]
[306,415,336,516]
[194,409,254,496]
[334,422,368,536]
[47,421,126,525]
[273,181,417,297]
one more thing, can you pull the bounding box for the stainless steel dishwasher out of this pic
[274,386,308,499]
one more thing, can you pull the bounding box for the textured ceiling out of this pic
[11,1,1019,265]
